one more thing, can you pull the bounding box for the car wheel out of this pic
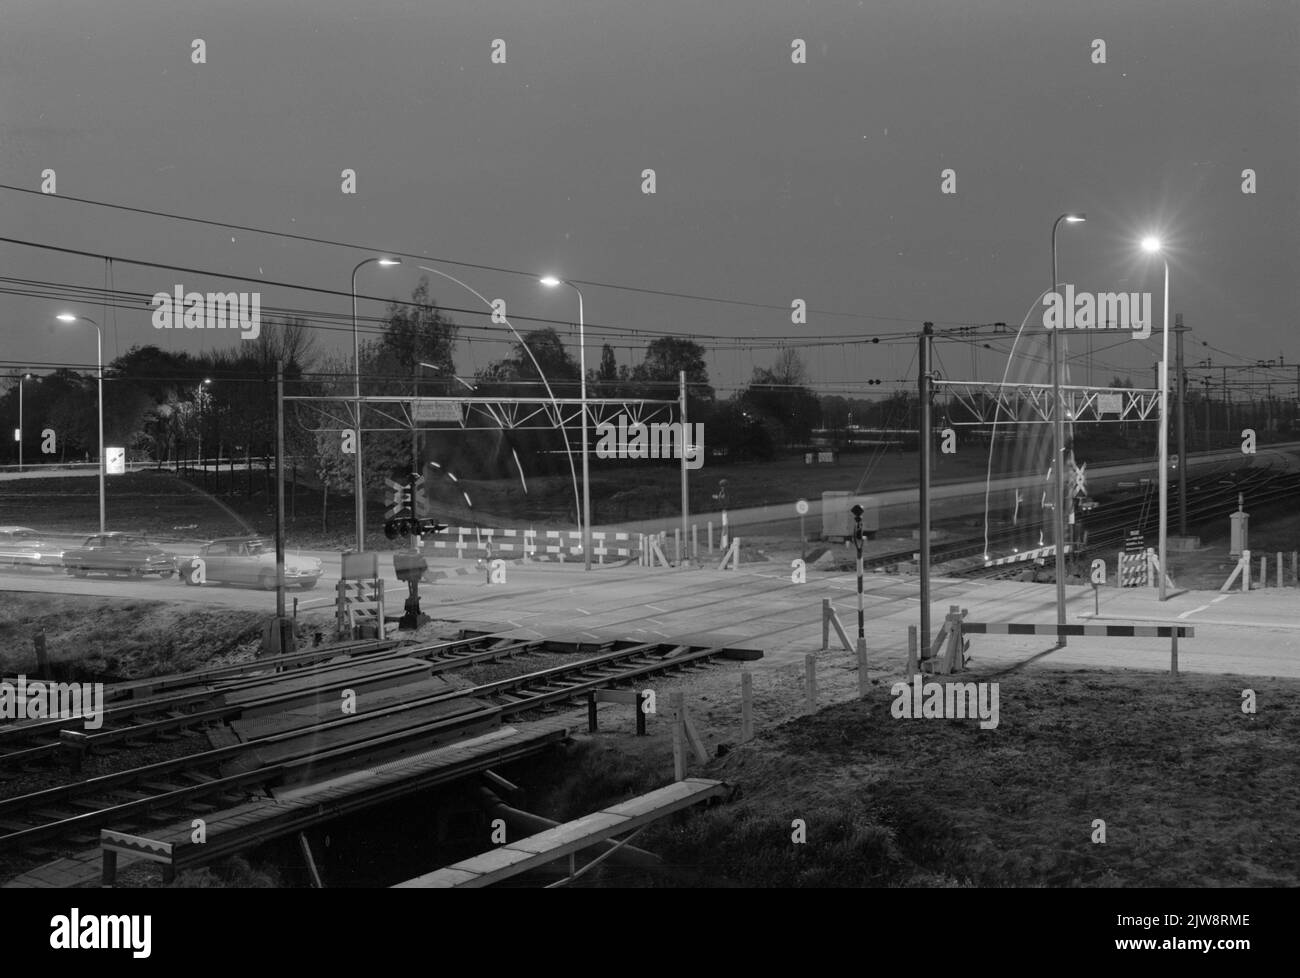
[259,571,275,590]
[129,567,143,579]
[70,566,87,578]
[159,570,175,580]
[299,579,318,590]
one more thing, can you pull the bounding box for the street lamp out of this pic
[1141,236,1171,600]
[1049,212,1085,645]
[350,257,402,553]
[539,275,592,571]
[197,378,211,479]
[15,372,32,473]
[56,314,105,532]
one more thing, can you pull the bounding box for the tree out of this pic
[378,277,457,376]
[740,350,819,448]
[631,337,713,401]
[596,343,618,385]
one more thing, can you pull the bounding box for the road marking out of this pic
[1178,605,1208,619]
[1211,595,1230,604]
[644,604,668,612]
[575,608,590,616]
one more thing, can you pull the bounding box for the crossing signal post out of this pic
[851,503,867,666]
[383,473,444,630]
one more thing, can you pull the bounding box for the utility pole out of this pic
[679,370,690,568]
[1203,378,1211,450]
[1174,313,1187,536]
[918,323,933,650]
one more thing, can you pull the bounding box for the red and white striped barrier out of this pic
[422,527,632,561]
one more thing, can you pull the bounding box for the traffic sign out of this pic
[795,499,809,516]
[412,399,463,423]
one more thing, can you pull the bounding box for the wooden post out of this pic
[298,832,324,889]
[1259,554,1267,588]
[805,653,817,713]
[1278,552,1283,589]
[101,849,118,888]
[906,625,918,679]
[741,671,753,742]
[636,690,647,736]
[587,690,598,733]
[33,631,49,677]
[670,690,685,781]
[821,598,831,650]
[1170,628,1179,677]
[692,523,698,560]
[675,528,681,566]
[856,643,869,698]
[708,521,713,554]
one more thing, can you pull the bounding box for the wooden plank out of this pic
[397,779,726,888]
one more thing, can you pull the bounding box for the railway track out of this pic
[0,631,540,774]
[0,634,758,853]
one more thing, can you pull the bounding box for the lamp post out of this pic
[16,372,31,472]
[1049,213,1086,644]
[351,257,402,553]
[1141,237,1170,600]
[539,276,592,571]
[196,377,211,478]
[56,314,104,532]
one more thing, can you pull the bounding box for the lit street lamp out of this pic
[539,275,592,571]
[196,377,211,473]
[56,313,105,532]
[351,257,402,553]
[1141,236,1171,601]
[1050,212,1085,644]
[14,371,32,473]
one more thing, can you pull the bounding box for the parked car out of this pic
[0,526,65,570]
[62,532,177,579]
[177,536,322,590]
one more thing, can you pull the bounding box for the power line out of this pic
[0,183,979,328]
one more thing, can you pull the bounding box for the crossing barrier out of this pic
[948,606,1193,676]
[422,527,632,562]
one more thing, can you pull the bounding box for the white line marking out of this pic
[1178,605,1208,619]
[644,604,668,612]
[1211,595,1230,603]
[575,608,590,615]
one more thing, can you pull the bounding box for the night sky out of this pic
[2,0,1297,396]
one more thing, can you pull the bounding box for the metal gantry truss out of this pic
[935,381,1161,426]
[286,395,680,434]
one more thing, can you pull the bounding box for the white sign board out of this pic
[106,447,126,475]
[412,399,463,423]
[12,428,19,443]
[1097,393,1123,415]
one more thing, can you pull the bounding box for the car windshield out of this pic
[244,540,268,555]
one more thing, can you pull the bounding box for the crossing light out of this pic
[384,517,448,540]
